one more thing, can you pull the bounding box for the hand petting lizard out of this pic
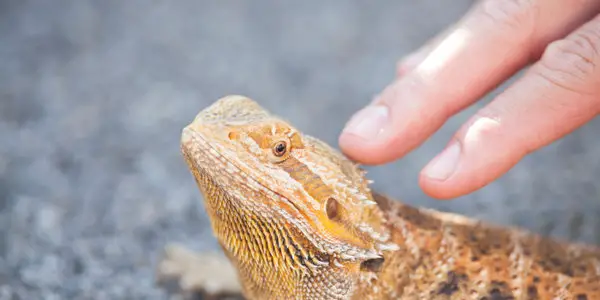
[339,1,600,199]
[158,95,600,300]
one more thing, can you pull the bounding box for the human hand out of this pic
[339,1,600,199]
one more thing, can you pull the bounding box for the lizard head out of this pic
[181,95,398,298]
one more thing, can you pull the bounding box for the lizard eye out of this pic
[268,137,292,163]
[272,141,288,157]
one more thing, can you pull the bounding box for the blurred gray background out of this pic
[1,1,599,299]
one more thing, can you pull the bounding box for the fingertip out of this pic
[418,161,491,200]
[339,77,449,165]
[419,165,496,200]
[418,115,525,199]
[338,99,400,165]
[338,95,421,165]
[419,163,506,200]
[418,174,460,200]
[338,133,392,165]
[418,140,468,199]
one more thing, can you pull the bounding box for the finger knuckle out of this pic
[538,26,600,92]
[460,109,504,142]
[467,109,534,156]
[478,0,537,31]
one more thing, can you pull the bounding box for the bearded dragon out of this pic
[156,95,600,300]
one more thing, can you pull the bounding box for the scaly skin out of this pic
[163,95,600,299]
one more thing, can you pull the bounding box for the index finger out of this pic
[339,0,600,165]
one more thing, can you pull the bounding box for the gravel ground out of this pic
[1,1,599,299]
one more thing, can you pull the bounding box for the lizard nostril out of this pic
[228,131,238,140]
[325,197,339,219]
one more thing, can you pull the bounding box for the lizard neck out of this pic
[350,192,449,299]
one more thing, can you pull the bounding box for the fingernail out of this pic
[423,142,461,180]
[342,105,389,140]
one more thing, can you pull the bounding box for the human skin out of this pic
[339,0,600,199]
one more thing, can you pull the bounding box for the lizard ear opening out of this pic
[360,256,384,273]
[325,197,339,219]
